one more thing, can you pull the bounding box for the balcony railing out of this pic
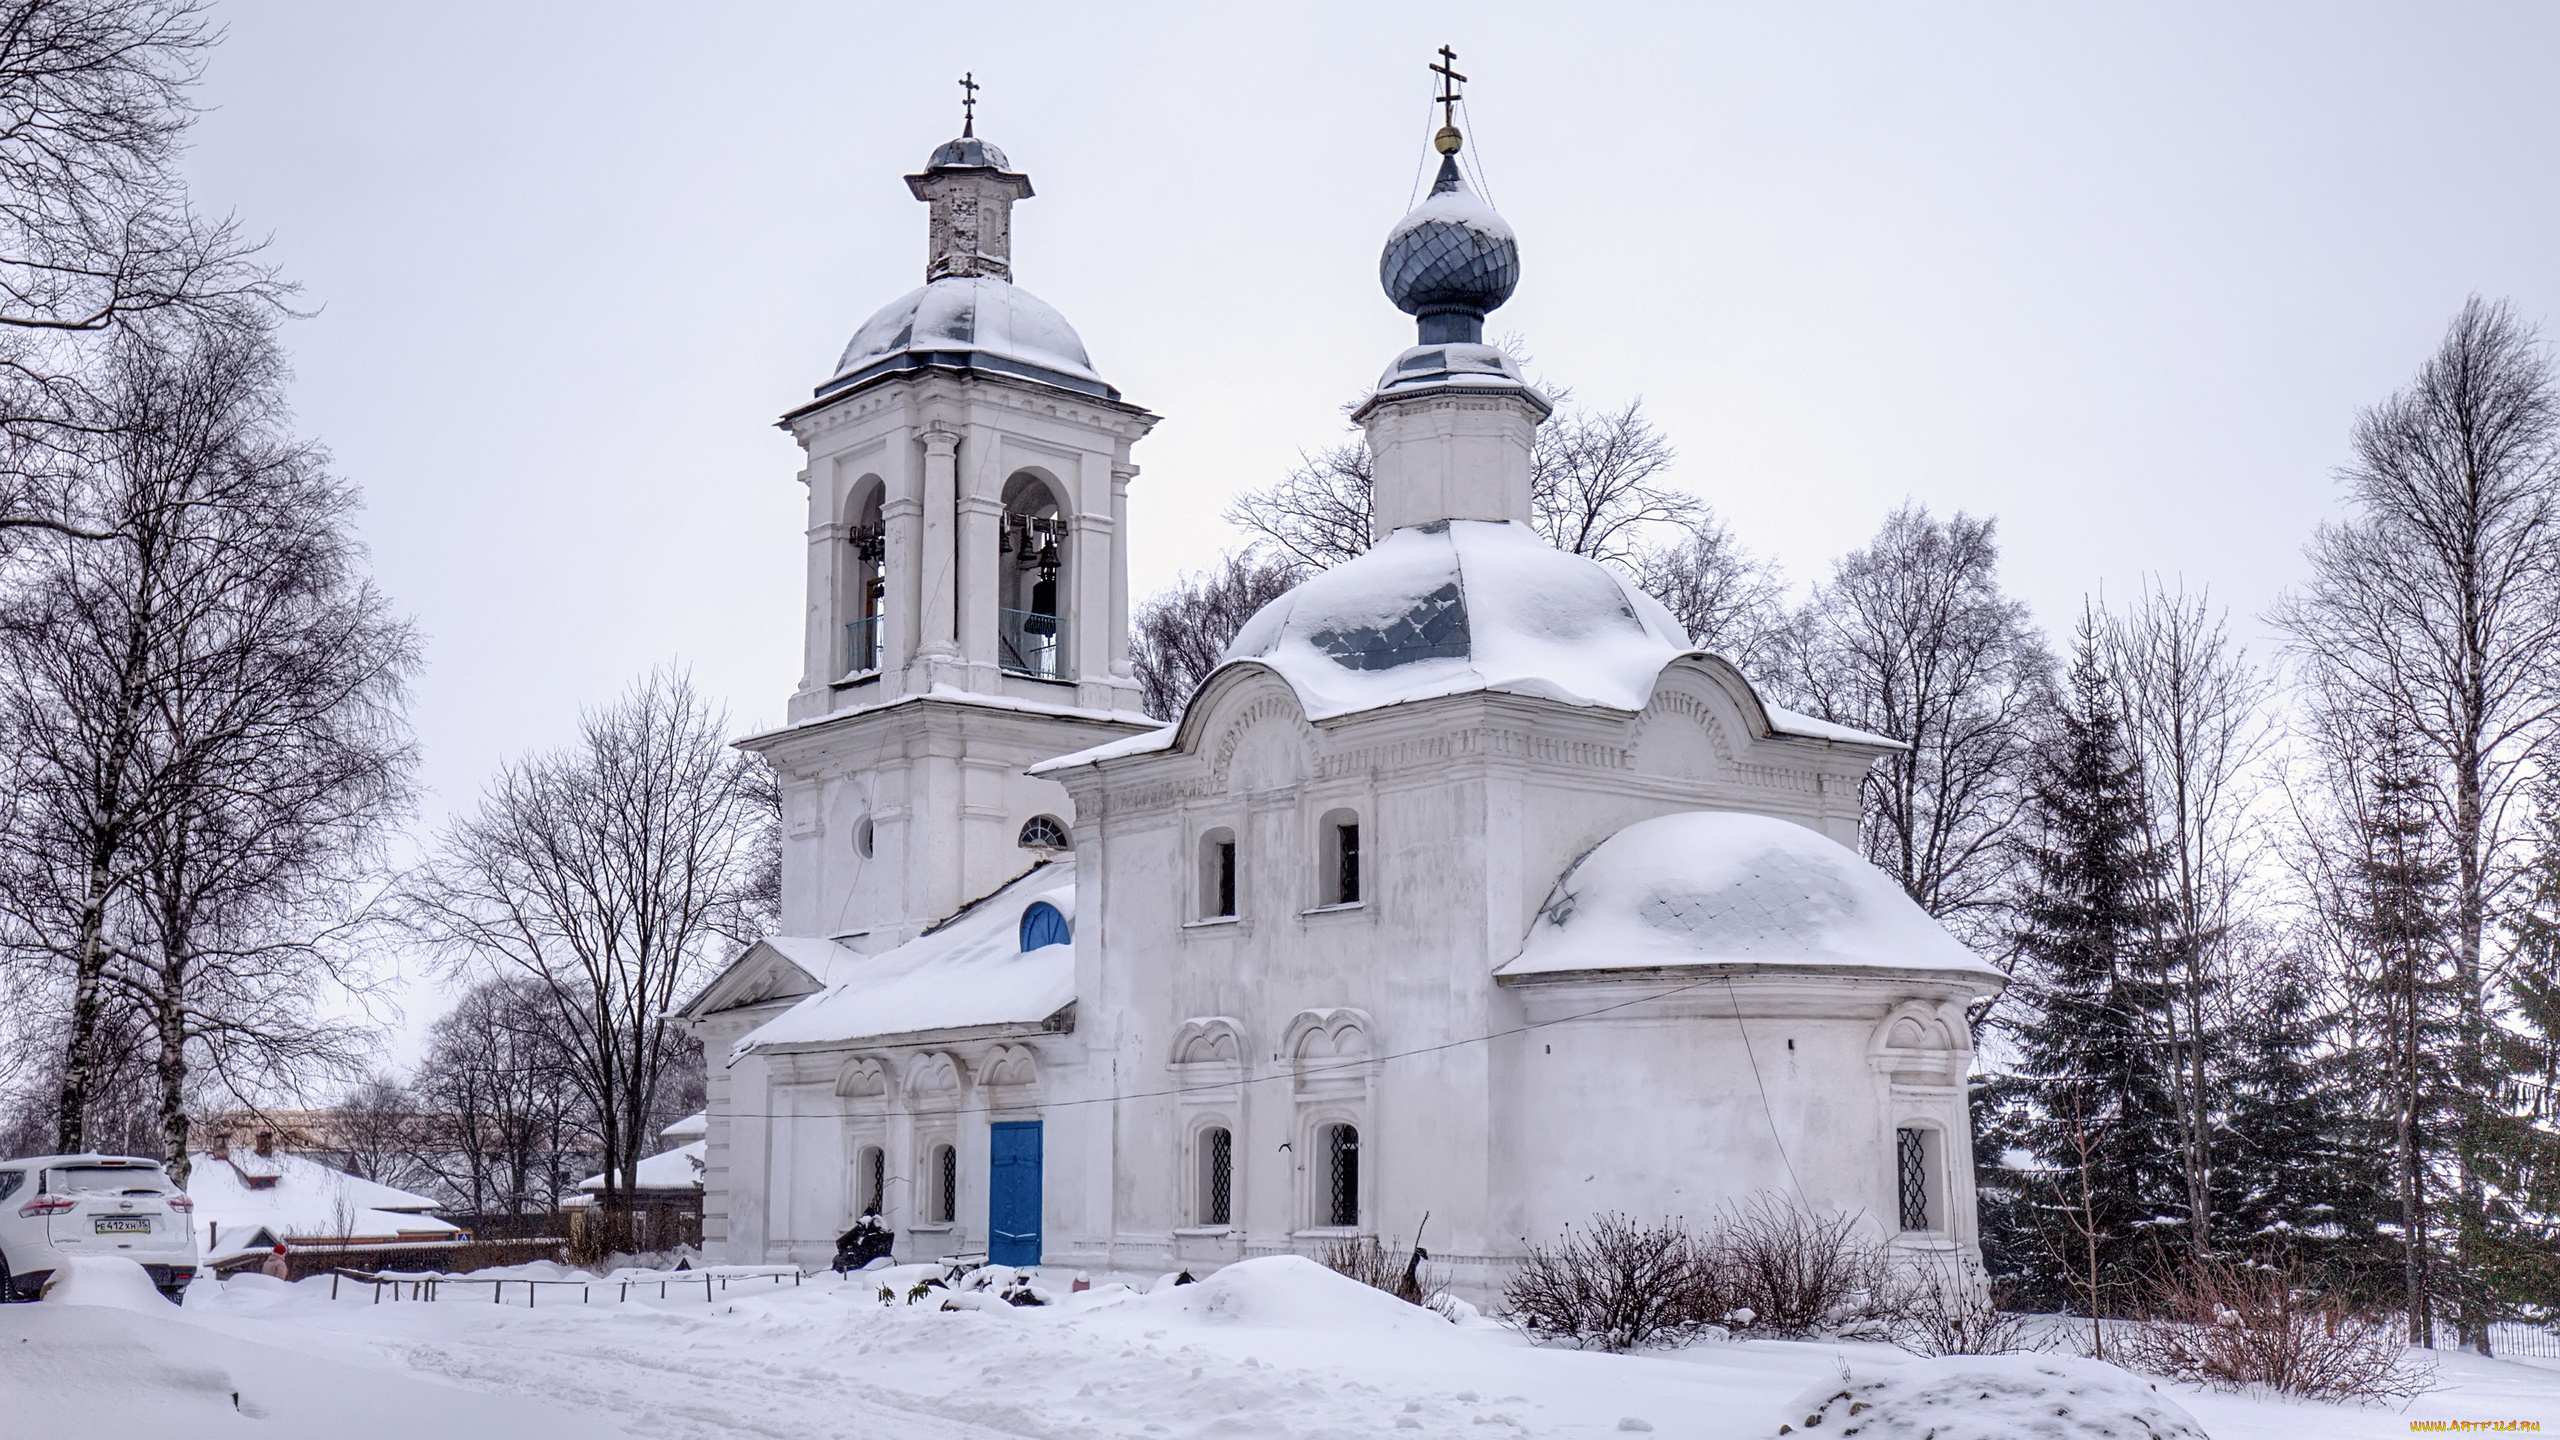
[844,616,881,676]
[999,607,1063,680]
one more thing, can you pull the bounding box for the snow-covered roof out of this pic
[821,276,1111,400]
[1496,810,2001,982]
[183,1151,459,1263]
[1034,522,1895,773]
[735,863,1077,1055]
[660,1111,707,1142]
[573,1140,704,1197]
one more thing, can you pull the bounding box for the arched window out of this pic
[1198,828,1237,920]
[1198,1126,1233,1227]
[1895,1127,1943,1233]
[998,472,1067,680]
[1320,1123,1359,1227]
[1319,807,1361,906]
[932,1143,958,1224]
[854,815,875,860]
[1018,814,1071,852]
[1019,901,1071,952]
[844,481,886,675]
[857,1146,885,1216]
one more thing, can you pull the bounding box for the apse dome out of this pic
[821,275,1113,400]
[1498,811,1999,981]
[1220,519,1690,720]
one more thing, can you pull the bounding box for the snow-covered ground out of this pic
[5,1255,2556,1439]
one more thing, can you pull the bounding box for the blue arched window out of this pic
[1019,901,1071,952]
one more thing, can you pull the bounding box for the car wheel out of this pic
[0,1254,14,1304]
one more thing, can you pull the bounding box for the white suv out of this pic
[0,1154,199,1302]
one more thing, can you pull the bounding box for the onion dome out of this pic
[1380,152,1520,345]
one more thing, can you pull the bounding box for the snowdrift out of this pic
[1774,1354,2209,1440]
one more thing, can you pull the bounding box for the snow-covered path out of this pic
[8,1259,2559,1439]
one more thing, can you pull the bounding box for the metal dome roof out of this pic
[820,275,1113,401]
[925,134,1011,170]
[1380,155,1519,342]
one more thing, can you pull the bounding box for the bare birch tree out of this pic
[1778,503,2056,954]
[1129,549,1305,719]
[1224,387,1699,569]
[409,976,594,1215]
[0,308,413,1158]
[2101,578,2276,1258]
[2272,296,2560,1351]
[400,672,776,1214]
[1630,515,1791,674]
[0,0,284,543]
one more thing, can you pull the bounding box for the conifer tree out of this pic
[2342,729,2462,1340]
[2480,778,2560,1315]
[2214,941,2387,1283]
[2004,615,2182,1311]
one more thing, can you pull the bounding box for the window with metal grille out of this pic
[1200,1127,1233,1227]
[934,1144,958,1223]
[1337,823,1360,904]
[1018,814,1070,851]
[1897,1127,1930,1232]
[1323,1123,1360,1228]
[859,1147,885,1215]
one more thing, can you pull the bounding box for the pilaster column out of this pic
[957,461,1003,687]
[1109,463,1136,679]
[916,428,960,660]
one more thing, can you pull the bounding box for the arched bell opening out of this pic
[998,471,1068,680]
[842,479,887,676]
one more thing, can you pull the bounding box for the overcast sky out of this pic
[177,3,2560,1051]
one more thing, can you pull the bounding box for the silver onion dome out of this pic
[1379,152,1520,345]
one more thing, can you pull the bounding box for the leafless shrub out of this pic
[1503,1212,1722,1352]
[2112,1253,2434,1403]
[1316,1233,1445,1308]
[1880,1252,2041,1356]
[1713,1194,1889,1339]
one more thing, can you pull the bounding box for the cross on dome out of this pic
[1430,45,1466,152]
[959,72,979,137]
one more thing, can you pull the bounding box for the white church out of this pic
[680,93,2004,1299]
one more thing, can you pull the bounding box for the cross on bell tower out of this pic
[959,71,979,136]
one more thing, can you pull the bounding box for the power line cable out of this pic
[709,971,1746,1124]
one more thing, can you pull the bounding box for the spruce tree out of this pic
[2005,616,2182,1314]
[2345,729,2460,1341]
[2480,778,2560,1319]
[2214,944,2388,1287]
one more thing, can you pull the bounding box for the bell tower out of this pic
[741,99,1156,951]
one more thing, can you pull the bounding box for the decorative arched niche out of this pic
[1869,1000,1969,1087]
[1628,664,1754,783]
[905,1050,966,1109]
[981,1043,1040,1090]
[834,1055,891,1102]
[1169,1016,1248,1076]
[1284,1007,1373,1234]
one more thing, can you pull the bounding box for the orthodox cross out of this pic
[959,72,979,136]
[1430,46,1466,126]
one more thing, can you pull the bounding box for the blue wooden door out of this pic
[988,1121,1043,1266]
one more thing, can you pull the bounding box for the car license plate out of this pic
[92,1215,150,1234]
